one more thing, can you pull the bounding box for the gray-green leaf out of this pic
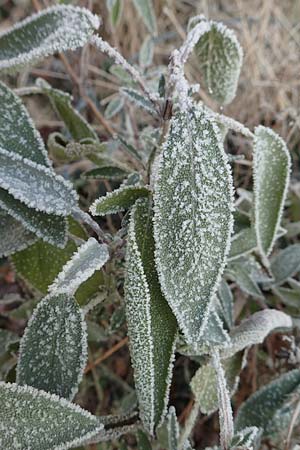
[131,0,157,35]
[0,213,37,257]
[90,185,150,216]
[0,5,100,72]
[270,244,300,286]
[106,0,123,27]
[153,106,234,344]
[0,382,103,449]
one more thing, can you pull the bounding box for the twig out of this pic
[84,336,128,374]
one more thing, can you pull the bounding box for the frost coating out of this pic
[90,185,150,216]
[0,147,78,216]
[0,188,67,247]
[49,238,109,295]
[125,198,177,434]
[228,227,257,261]
[17,293,88,400]
[253,126,291,259]
[0,213,37,257]
[0,5,100,72]
[0,81,50,165]
[153,106,234,344]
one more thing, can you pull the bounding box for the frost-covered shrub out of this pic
[0,3,299,450]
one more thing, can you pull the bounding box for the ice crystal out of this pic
[0,213,37,257]
[49,238,109,295]
[153,105,234,344]
[125,198,177,434]
[90,185,150,216]
[253,126,291,259]
[17,293,88,400]
[0,5,100,73]
[0,382,103,450]
[0,147,78,216]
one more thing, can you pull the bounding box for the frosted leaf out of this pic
[153,105,234,344]
[0,81,50,165]
[125,198,177,434]
[0,382,103,450]
[201,307,231,347]
[217,280,233,330]
[191,16,243,104]
[90,185,150,216]
[0,188,67,247]
[231,426,262,450]
[235,369,300,435]
[121,87,157,116]
[166,406,179,450]
[139,35,154,68]
[83,165,131,181]
[0,147,78,216]
[105,96,124,119]
[228,227,257,261]
[253,126,291,259]
[191,351,244,415]
[223,309,293,358]
[0,5,100,73]
[211,350,234,450]
[131,0,157,35]
[227,260,264,299]
[17,293,87,400]
[0,213,37,257]
[49,238,109,296]
[87,412,140,443]
[106,0,123,28]
[36,78,98,141]
[270,244,300,286]
[0,328,19,357]
[12,239,77,294]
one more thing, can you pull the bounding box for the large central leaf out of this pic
[153,106,234,344]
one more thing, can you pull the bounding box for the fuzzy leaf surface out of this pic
[253,126,291,258]
[0,382,103,449]
[0,5,100,72]
[17,293,87,400]
[235,369,300,434]
[106,0,123,27]
[0,188,67,247]
[121,87,157,116]
[153,106,234,344]
[131,0,157,35]
[193,18,243,104]
[270,244,300,285]
[90,185,150,216]
[228,227,257,261]
[0,147,78,216]
[125,198,177,434]
[49,238,109,296]
[0,213,37,257]
[83,166,130,181]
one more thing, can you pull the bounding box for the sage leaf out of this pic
[83,165,130,181]
[105,96,124,119]
[217,280,233,330]
[0,213,37,257]
[235,369,300,435]
[0,5,100,73]
[228,227,257,261]
[153,106,234,344]
[270,244,300,286]
[192,17,243,104]
[0,147,78,216]
[0,329,19,357]
[121,87,158,116]
[49,238,109,296]
[139,35,154,68]
[253,126,291,259]
[125,198,177,434]
[17,293,87,399]
[231,427,262,450]
[166,406,179,450]
[227,261,264,299]
[36,78,98,141]
[131,0,157,35]
[0,382,103,449]
[0,81,50,165]
[106,0,123,27]
[90,185,150,216]
[0,188,67,248]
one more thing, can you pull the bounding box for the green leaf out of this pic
[191,352,244,414]
[0,147,78,216]
[0,329,19,357]
[125,198,177,434]
[0,382,103,449]
[217,280,233,329]
[12,239,77,294]
[166,407,179,450]
[0,81,50,165]
[83,165,131,181]
[0,188,67,247]
[105,96,124,119]
[0,5,100,72]
[153,106,234,344]
[235,369,300,435]
[139,35,154,68]
[0,213,37,257]
[17,293,87,399]
[230,427,261,450]
[106,0,123,27]
[36,78,98,141]
[270,244,300,286]
[227,261,264,299]
[121,87,157,116]
[253,126,291,259]
[228,227,257,261]
[90,185,150,216]
[192,17,243,104]
[137,430,152,450]
[131,0,157,35]
[49,238,109,296]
